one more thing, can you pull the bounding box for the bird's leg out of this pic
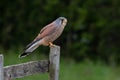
[49,42,55,47]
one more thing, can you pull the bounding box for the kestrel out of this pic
[19,17,67,58]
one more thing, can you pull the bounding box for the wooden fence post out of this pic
[0,46,60,80]
[0,54,4,80]
[49,45,60,80]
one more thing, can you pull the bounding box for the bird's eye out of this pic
[60,19,64,24]
[61,19,64,22]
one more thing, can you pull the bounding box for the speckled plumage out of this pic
[19,17,67,58]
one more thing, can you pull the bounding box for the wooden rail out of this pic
[0,45,60,80]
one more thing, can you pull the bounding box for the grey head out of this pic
[55,17,67,26]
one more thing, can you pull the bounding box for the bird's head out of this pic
[55,17,67,27]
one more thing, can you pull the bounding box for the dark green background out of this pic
[0,0,120,64]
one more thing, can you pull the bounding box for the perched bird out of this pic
[19,17,67,58]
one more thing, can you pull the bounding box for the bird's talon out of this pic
[49,42,55,47]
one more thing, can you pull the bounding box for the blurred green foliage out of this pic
[2,46,120,80]
[0,0,120,64]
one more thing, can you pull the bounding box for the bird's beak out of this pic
[64,19,67,23]
[63,19,67,23]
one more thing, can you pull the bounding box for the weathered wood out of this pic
[0,54,4,80]
[49,45,60,80]
[4,60,48,80]
[1,45,60,80]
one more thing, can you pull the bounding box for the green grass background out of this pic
[1,47,120,80]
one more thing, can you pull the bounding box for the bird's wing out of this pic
[25,38,41,49]
[34,22,58,40]
[25,22,58,50]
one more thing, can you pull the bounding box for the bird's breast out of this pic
[41,25,65,46]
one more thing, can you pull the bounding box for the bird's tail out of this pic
[19,39,41,58]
